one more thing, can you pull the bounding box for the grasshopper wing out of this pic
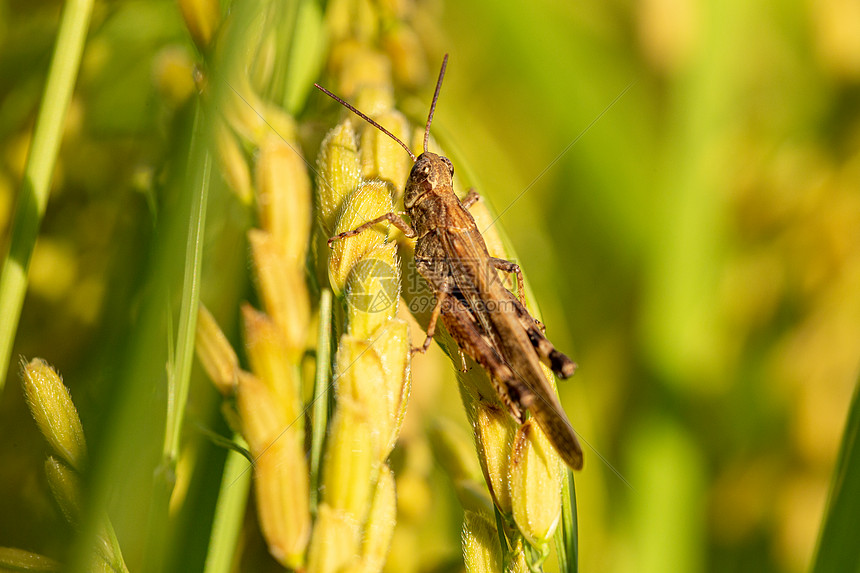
[440,228,584,469]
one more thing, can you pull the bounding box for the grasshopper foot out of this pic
[458,349,469,373]
[327,231,354,247]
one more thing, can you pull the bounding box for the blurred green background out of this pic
[1,0,858,571]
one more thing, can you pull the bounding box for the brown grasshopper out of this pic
[316,55,583,470]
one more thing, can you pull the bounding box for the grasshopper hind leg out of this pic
[525,326,577,378]
[505,295,577,379]
[512,299,576,378]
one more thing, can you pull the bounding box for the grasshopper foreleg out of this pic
[461,188,480,209]
[327,212,416,246]
[412,282,452,356]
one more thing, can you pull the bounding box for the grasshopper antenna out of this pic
[423,53,449,154]
[314,83,417,162]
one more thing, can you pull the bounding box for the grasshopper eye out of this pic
[441,156,454,176]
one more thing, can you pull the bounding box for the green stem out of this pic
[309,288,333,513]
[143,104,212,573]
[493,504,510,564]
[0,0,94,392]
[165,123,212,464]
[203,437,252,573]
[556,468,578,573]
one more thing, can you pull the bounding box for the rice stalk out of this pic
[308,44,412,573]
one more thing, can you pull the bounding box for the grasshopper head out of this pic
[404,152,455,209]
